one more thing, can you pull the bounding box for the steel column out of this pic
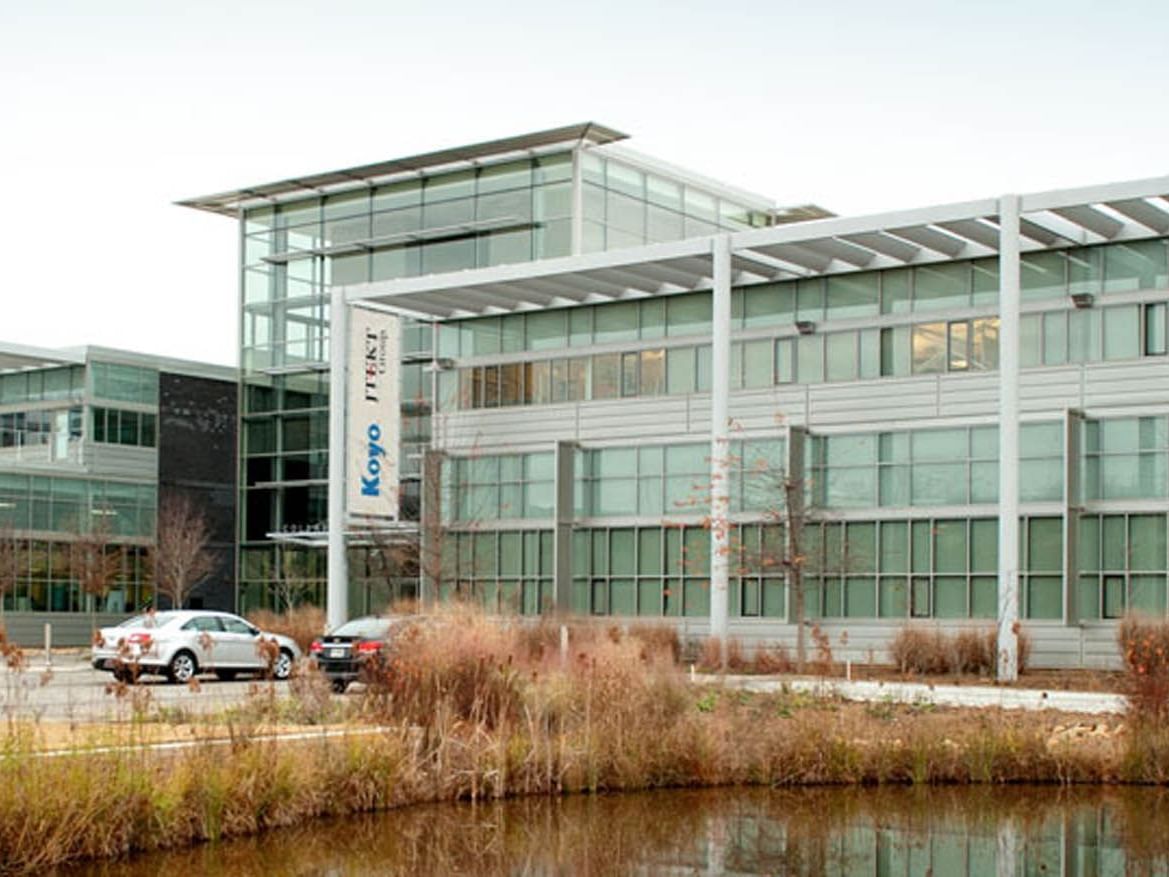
[326,284,349,631]
[1063,409,1083,628]
[553,440,576,614]
[997,195,1021,681]
[709,235,732,655]
[419,449,445,606]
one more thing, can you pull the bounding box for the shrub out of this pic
[890,625,1030,677]
[246,606,326,654]
[625,623,682,665]
[696,636,748,672]
[370,609,525,729]
[752,643,793,674]
[890,627,950,675]
[1118,615,1169,723]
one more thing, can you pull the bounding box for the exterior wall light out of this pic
[1071,293,1095,309]
[796,321,817,335]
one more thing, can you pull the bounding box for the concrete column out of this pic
[419,449,445,606]
[998,195,1021,681]
[1063,409,1083,627]
[326,284,349,631]
[709,235,732,653]
[553,440,576,614]
[785,426,807,624]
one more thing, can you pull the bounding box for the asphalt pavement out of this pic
[0,652,293,722]
[2,653,1130,724]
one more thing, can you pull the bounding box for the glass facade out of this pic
[239,151,587,608]
[580,149,771,252]
[215,130,1169,634]
[437,238,1169,412]
[0,357,172,614]
[436,405,1169,621]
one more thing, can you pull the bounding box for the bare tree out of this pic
[271,547,317,612]
[69,513,123,629]
[696,437,829,673]
[357,530,416,612]
[150,494,216,610]
[0,526,24,620]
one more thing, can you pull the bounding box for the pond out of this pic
[61,785,1169,875]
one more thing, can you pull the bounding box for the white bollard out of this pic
[559,624,568,669]
[44,623,52,668]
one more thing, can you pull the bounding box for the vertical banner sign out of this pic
[347,309,400,520]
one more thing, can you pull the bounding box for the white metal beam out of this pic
[998,194,1021,683]
[937,218,1001,251]
[753,242,833,272]
[887,225,967,257]
[1107,198,1169,234]
[1052,205,1124,239]
[1020,174,1169,213]
[798,237,877,268]
[732,250,796,280]
[840,231,920,262]
[326,284,349,631]
[591,266,675,294]
[709,235,732,662]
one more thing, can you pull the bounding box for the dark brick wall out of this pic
[158,372,237,611]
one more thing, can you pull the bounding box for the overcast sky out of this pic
[3,0,1167,366]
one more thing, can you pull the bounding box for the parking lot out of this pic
[0,653,294,722]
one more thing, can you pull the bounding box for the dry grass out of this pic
[1118,615,1169,724]
[696,636,749,672]
[1,606,1167,874]
[245,606,325,654]
[889,625,1031,677]
[751,643,794,674]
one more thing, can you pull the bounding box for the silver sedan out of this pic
[91,610,301,684]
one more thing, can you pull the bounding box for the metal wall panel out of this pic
[85,445,159,479]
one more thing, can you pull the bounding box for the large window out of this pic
[90,407,157,448]
[1083,416,1168,500]
[1079,513,1167,618]
[812,423,1062,509]
[439,529,553,615]
[90,362,158,406]
[446,453,554,522]
[805,518,999,620]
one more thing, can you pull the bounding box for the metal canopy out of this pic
[179,122,627,217]
[345,175,1169,319]
[267,519,419,548]
[0,342,84,372]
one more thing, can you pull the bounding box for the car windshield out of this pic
[118,612,179,629]
[331,617,393,639]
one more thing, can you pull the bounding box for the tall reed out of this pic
[0,606,1163,874]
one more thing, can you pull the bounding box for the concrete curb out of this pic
[695,674,1128,715]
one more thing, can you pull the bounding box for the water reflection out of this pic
[61,785,1169,875]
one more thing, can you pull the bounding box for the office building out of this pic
[0,343,236,643]
[183,124,1169,667]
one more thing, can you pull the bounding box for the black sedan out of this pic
[310,616,398,692]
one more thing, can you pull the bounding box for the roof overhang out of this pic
[0,342,84,372]
[179,122,627,217]
[344,174,1169,320]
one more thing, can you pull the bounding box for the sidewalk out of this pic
[697,674,1128,715]
[0,652,93,674]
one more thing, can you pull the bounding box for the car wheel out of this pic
[331,679,349,694]
[272,649,294,681]
[215,670,238,682]
[166,651,198,684]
